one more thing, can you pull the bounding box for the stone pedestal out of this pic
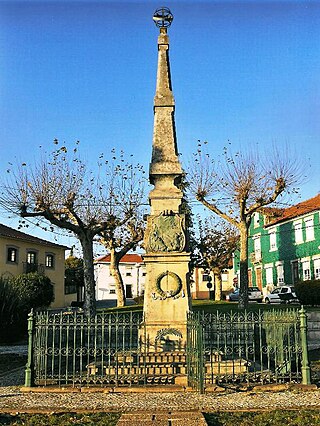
[142,252,191,351]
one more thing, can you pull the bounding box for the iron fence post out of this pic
[197,314,204,394]
[25,309,34,387]
[299,306,311,385]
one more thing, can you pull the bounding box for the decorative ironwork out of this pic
[26,307,310,390]
[153,7,173,28]
[187,308,305,392]
[23,262,45,274]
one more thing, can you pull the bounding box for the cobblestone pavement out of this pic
[1,368,320,414]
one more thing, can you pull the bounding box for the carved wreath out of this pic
[155,271,182,298]
[155,328,183,342]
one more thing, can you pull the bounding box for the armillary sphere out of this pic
[153,7,173,28]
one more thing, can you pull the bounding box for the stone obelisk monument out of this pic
[142,7,191,351]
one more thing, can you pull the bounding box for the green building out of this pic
[234,194,320,295]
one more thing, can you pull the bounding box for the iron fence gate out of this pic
[25,307,311,390]
[187,308,311,391]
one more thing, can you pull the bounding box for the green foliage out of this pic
[295,280,320,306]
[0,276,23,342]
[132,294,144,305]
[0,273,54,342]
[11,272,54,312]
[65,256,84,293]
[204,410,320,426]
[1,411,320,426]
[0,413,120,425]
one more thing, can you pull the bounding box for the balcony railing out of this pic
[23,262,45,275]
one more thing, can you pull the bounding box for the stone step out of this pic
[104,365,186,374]
[116,352,188,364]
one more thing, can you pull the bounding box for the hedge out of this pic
[295,280,320,306]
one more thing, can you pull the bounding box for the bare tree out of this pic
[98,164,146,307]
[1,141,146,315]
[99,219,144,307]
[194,217,239,300]
[188,143,303,308]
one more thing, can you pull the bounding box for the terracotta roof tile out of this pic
[265,194,320,226]
[95,253,144,264]
[0,223,69,249]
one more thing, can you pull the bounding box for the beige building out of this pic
[0,223,73,308]
[191,267,235,300]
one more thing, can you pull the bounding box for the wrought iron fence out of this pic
[187,308,311,392]
[25,307,311,391]
[25,310,148,387]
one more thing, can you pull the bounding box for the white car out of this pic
[227,287,263,303]
[264,286,298,304]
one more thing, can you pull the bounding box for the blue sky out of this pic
[0,1,319,250]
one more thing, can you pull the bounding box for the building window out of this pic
[45,254,55,268]
[276,263,284,285]
[110,289,116,294]
[126,272,132,277]
[304,217,314,242]
[291,260,299,284]
[27,251,37,264]
[294,221,303,244]
[202,274,210,282]
[7,247,18,263]
[253,212,260,228]
[25,251,39,273]
[265,266,273,286]
[302,260,311,281]
[314,259,320,280]
[142,272,147,277]
[253,235,261,261]
[269,229,277,251]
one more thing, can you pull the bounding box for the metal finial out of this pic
[153,7,173,28]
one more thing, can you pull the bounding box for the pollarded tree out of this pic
[1,141,146,315]
[194,217,239,301]
[98,162,146,307]
[188,143,303,308]
[99,218,145,307]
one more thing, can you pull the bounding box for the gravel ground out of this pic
[1,368,320,413]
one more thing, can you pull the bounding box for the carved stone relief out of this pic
[146,211,185,253]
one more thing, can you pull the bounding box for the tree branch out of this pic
[197,195,239,229]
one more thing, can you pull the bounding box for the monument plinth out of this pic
[142,7,191,352]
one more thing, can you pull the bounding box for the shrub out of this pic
[133,294,144,305]
[11,272,54,313]
[0,276,23,342]
[295,280,320,306]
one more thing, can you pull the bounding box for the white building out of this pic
[94,253,146,300]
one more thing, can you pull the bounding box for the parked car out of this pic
[264,286,298,304]
[227,287,263,303]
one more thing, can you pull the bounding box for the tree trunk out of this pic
[214,269,222,301]
[80,234,96,316]
[110,248,126,307]
[238,223,249,309]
